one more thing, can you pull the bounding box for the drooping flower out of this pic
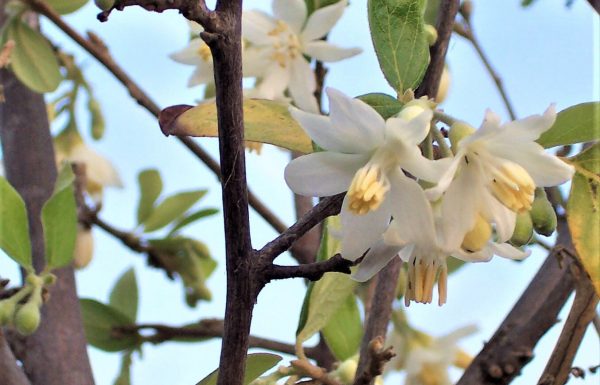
[427,107,574,251]
[243,0,361,112]
[170,22,215,88]
[285,88,447,261]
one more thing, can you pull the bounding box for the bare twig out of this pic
[262,254,354,282]
[97,0,215,27]
[537,261,599,385]
[453,21,516,120]
[0,331,30,385]
[354,337,395,385]
[587,0,600,14]
[291,359,343,385]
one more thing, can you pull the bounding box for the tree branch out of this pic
[26,0,288,238]
[262,254,354,282]
[537,261,599,385]
[97,0,214,27]
[0,330,30,385]
[457,220,577,385]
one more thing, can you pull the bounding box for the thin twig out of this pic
[262,254,354,282]
[453,21,516,120]
[97,0,215,27]
[27,0,288,237]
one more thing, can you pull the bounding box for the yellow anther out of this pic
[490,161,535,213]
[453,349,473,369]
[405,256,446,306]
[461,214,492,252]
[417,362,448,385]
[267,20,288,36]
[347,164,390,215]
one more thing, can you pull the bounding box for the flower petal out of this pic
[452,247,493,262]
[289,106,351,153]
[284,152,368,196]
[289,57,319,113]
[425,155,462,201]
[69,144,122,188]
[352,241,400,282]
[254,63,290,100]
[488,242,531,260]
[170,40,207,65]
[188,65,214,87]
[303,41,361,62]
[242,11,276,45]
[498,105,556,142]
[327,87,385,152]
[340,195,392,260]
[480,190,516,242]
[187,21,204,35]
[301,0,347,42]
[272,0,307,34]
[243,47,271,77]
[385,109,433,146]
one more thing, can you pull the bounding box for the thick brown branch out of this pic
[27,0,288,239]
[97,0,214,27]
[262,254,354,282]
[587,0,600,14]
[415,0,460,98]
[258,194,345,264]
[537,262,599,385]
[0,331,30,385]
[457,221,577,385]
[353,258,401,385]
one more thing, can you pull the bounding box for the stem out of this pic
[454,21,516,120]
[0,331,30,385]
[431,124,452,157]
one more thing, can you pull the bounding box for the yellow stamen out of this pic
[461,214,492,252]
[267,20,288,36]
[347,164,390,215]
[490,162,535,213]
[453,349,473,369]
[437,263,447,306]
[405,257,447,306]
[417,363,448,385]
[197,44,212,62]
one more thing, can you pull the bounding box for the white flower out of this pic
[353,195,528,306]
[170,22,214,87]
[427,107,575,250]
[243,0,361,112]
[285,88,447,261]
[55,131,122,202]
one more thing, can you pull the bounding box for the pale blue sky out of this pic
[0,1,598,384]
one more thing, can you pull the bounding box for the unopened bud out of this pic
[530,189,557,236]
[460,0,473,20]
[461,214,491,252]
[73,228,94,269]
[398,99,431,121]
[510,212,533,246]
[94,0,115,11]
[0,300,16,325]
[449,122,475,151]
[424,24,438,46]
[336,358,358,384]
[436,66,451,103]
[14,302,41,335]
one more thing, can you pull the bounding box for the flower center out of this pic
[405,255,448,306]
[267,20,301,67]
[347,163,390,215]
[461,213,492,252]
[488,161,535,213]
[417,362,449,385]
[197,44,212,62]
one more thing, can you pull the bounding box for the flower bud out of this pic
[73,228,94,269]
[336,358,358,384]
[14,302,41,335]
[460,0,473,20]
[0,300,16,325]
[449,122,475,151]
[94,0,115,11]
[398,99,431,122]
[530,189,557,236]
[436,66,451,103]
[424,24,438,46]
[510,212,533,246]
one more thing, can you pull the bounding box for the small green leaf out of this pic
[113,351,133,385]
[3,20,62,93]
[0,176,32,270]
[537,102,600,148]
[168,208,219,236]
[368,0,430,94]
[46,0,89,14]
[305,0,339,15]
[88,98,105,140]
[109,268,138,323]
[567,143,600,296]
[142,190,206,233]
[136,169,163,225]
[196,353,282,385]
[357,93,403,119]
[322,294,363,360]
[42,164,77,269]
[166,99,313,154]
[423,0,440,25]
[80,299,139,352]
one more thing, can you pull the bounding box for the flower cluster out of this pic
[171,0,360,112]
[285,88,574,305]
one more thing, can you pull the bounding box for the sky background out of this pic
[0,0,599,384]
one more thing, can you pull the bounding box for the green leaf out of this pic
[0,176,32,270]
[80,299,139,352]
[196,353,282,385]
[423,0,440,25]
[42,164,77,269]
[109,268,138,323]
[142,190,206,233]
[296,217,357,350]
[357,93,403,119]
[322,294,363,360]
[567,143,600,296]
[537,102,600,148]
[167,99,313,154]
[3,20,62,93]
[305,0,339,15]
[368,0,430,94]
[113,351,133,385]
[136,169,163,225]
[168,208,219,236]
[46,0,89,14]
